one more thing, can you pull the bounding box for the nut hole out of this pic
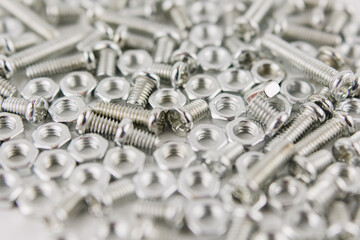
[191,77,215,94]
[77,168,101,187]
[66,74,90,91]
[4,144,29,163]
[233,121,260,140]
[74,137,100,155]
[196,128,219,146]
[43,154,66,172]
[163,144,187,163]
[285,80,313,98]
[257,62,282,79]
[37,125,62,142]
[141,171,167,190]
[109,151,136,169]
[0,115,17,135]
[156,94,178,108]
[102,80,125,96]
[29,80,51,96]
[224,70,251,88]
[55,99,79,118]
[25,185,49,206]
[215,97,238,115]
[186,170,212,191]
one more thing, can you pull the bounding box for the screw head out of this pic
[75,106,93,135]
[147,108,166,135]
[0,55,14,79]
[25,97,49,124]
[170,62,190,88]
[171,50,198,73]
[93,40,122,55]
[167,105,193,136]
[82,50,97,70]
[300,102,326,123]
[330,70,355,101]
[132,71,161,89]
[114,118,134,146]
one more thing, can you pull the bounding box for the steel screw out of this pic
[170,39,198,73]
[162,0,192,31]
[76,21,114,51]
[224,36,258,69]
[0,32,42,56]
[286,7,324,29]
[93,40,121,78]
[261,33,355,100]
[324,8,349,34]
[153,34,178,64]
[113,25,154,52]
[333,131,360,165]
[45,3,82,26]
[0,77,17,97]
[25,50,96,78]
[149,62,190,87]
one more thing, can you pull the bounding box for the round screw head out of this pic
[82,50,97,70]
[167,105,193,136]
[75,107,93,135]
[171,50,198,73]
[333,137,359,165]
[113,25,128,47]
[93,21,114,39]
[170,62,190,87]
[300,102,326,123]
[133,71,161,89]
[147,108,166,135]
[0,55,14,79]
[330,70,355,101]
[25,97,49,124]
[114,118,134,146]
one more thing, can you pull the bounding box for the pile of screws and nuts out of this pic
[2,0,360,239]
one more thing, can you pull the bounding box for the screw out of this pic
[76,109,160,154]
[247,93,289,136]
[0,0,59,40]
[162,0,192,31]
[316,46,345,70]
[261,34,355,100]
[224,36,258,69]
[324,8,349,34]
[167,99,209,136]
[333,131,360,165]
[76,21,114,51]
[289,149,334,184]
[0,32,42,56]
[153,33,178,63]
[45,3,82,26]
[149,62,190,87]
[0,77,16,97]
[126,71,160,108]
[113,25,154,52]
[286,7,324,29]
[170,39,198,73]
[0,96,48,124]
[272,0,305,20]
[25,50,96,78]
[93,40,121,77]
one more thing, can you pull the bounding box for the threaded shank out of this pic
[102,179,135,205]
[135,200,168,219]
[169,6,192,30]
[328,201,350,224]
[127,77,157,108]
[226,217,254,240]
[308,150,333,172]
[247,94,280,127]
[1,97,27,117]
[154,37,177,63]
[13,32,41,51]
[184,99,209,123]
[82,111,120,139]
[122,128,159,154]
[151,63,172,84]
[96,49,117,77]
[0,78,16,97]
[125,32,154,52]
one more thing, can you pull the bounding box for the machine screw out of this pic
[153,33,178,64]
[76,109,160,154]
[126,71,160,108]
[286,7,324,29]
[162,0,192,31]
[0,96,48,124]
[224,36,258,69]
[45,3,82,26]
[25,50,96,78]
[93,40,121,78]
[170,39,198,73]
[149,62,190,87]
[261,34,355,100]
[113,26,154,52]
[0,77,17,97]
[0,32,42,56]
[324,7,349,34]
[167,99,209,136]
[93,102,166,135]
[76,21,114,51]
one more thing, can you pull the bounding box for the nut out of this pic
[217,68,254,93]
[0,112,24,142]
[117,49,152,76]
[189,23,223,48]
[251,59,287,84]
[59,71,97,101]
[153,141,196,171]
[235,151,265,175]
[178,166,220,199]
[94,76,130,103]
[280,78,315,107]
[185,74,221,101]
[31,122,71,149]
[0,169,22,208]
[189,1,221,24]
[198,46,232,71]
[21,77,60,103]
[210,93,246,121]
[67,133,109,163]
[133,167,177,199]
[226,117,265,150]
[188,124,227,152]
[148,88,187,110]
[0,139,38,175]
[185,198,228,236]
[33,149,76,181]
[49,96,86,125]
[104,146,145,178]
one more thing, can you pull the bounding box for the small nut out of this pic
[280,78,315,108]
[189,23,223,48]
[117,49,152,76]
[31,122,71,149]
[21,77,60,103]
[148,88,187,110]
[0,139,38,175]
[226,117,265,150]
[210,93,246,121]
[185,74,221,101]
[33,149,76,181]
[0,112,24,142]
[133,167,177,199]
[235,151,265,175]
[185,198,228,236]
[251,59,287,84]
[104,146,145,178]
[0,169,22,208]
[188,124,227,152]
[153,141,196,171]
[94,76,130,103]
[178,166,220,199]
[49,96,86,125]
[68,133,109,163]
[217,68,254,93]
[198,46,232,71]
[60,71,97,101]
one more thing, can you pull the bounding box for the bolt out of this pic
[0,32,42,56]
[224,36,258,69]
[25,50,96,78]
[261,34,355,100]
[149,62,190,87]
[324,9,349,34]
[0,96,48,124]
[286,7,324,29]
[153,33,178,63]
[202,142,245,178]
[333,131,360,165]
[289,149,334,184]
[93,40,121,77]
[93,101,166,135]
[76,21,114,51]
[162,0,192,31]
[76,109,160,154]
[113,25,154,52]
[0,77,16,97]
[295,112,356,156]
[126,71,160,108]
[167,99,209,136]
[247,93,289,136]
[45,3,82,26]
[170,39,198,73]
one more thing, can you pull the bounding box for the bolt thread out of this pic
[308,150,334,172]
[222,143,245,164]
[135,200,168,219]
[127,77,157,108]
[102,179,135,205]
[184,99,209,123]
[287,11,317,26]
[122,127,160,154]
[55,192,85,222]
[325,10,348,34]
[13,32,41,52]
[169,6,192,30]
[47,5,82,25]
[81,111,120,139]
[226,217,254,240]
[1,97,27,117]
[25,52,88,78]
[307,177,338,208]
[123,32,154,52]
[150,63,172,83]
[328,201,350,224]
[295,116,348,156]
[96,49,117,77]
[154,37,177,63]
[251,0,274,24]
[76,30,106,51]
[247,94,280,128]
[0,78,16,97]
[273,2,301,20]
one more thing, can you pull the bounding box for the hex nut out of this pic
[21,77,60,103]
[185,198,228,236]
[33,149,76,181]
[60,71,97,101]
[198,46,232,72]
[280,78,315,107]
[235,151,265,175]
[153,141,196,170]
[185,74,221,101]
[49,96,86,125]
[210,93,246,121]
[217,68,254,93]
[94,76,130,103]
[188,124,227,152]
[251,59,287,84]
[117,49,152,76]
[104,146,145,178]
[226,117,265,150]
[67,133,109,163]
[31,122,71,149]
[189,23,223,48]
[149,88,187,110]
[0,112,24,142]
[178,166,220,199]
[0,139,39,175]
[243,80,280,103]
[133,167,177,199]
[0,169,22,208]
[267,94,293,117]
